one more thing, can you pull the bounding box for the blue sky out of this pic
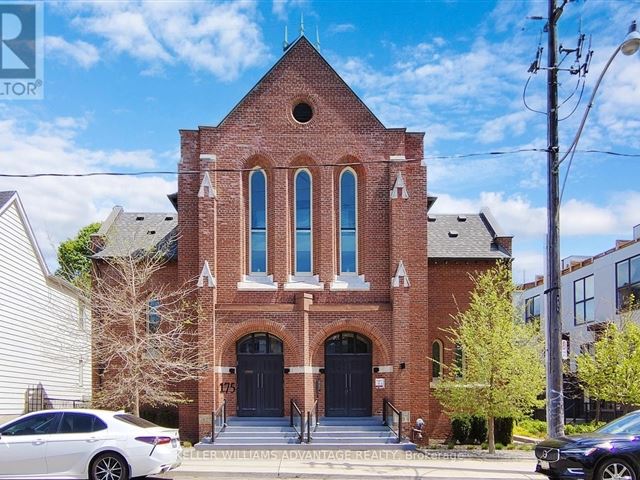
[0,0,639,282]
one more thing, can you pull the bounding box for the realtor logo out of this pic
[0,2,43,99]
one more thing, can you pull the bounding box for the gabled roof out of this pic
[92,207,178,259]
[212,35,386,129]
[0,191,81,297]
[428,209,511,259]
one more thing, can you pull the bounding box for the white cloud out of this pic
[477,111,530,144]
[45,36,100,68]
[272,0,307,20]
[430,191,640,240]
[327,23,356,35]
[0,111,177,268]
[56,1,269,80]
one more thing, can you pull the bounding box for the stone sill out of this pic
[237,274,278,291]
[329,274,370,291]
[283,275,325,291]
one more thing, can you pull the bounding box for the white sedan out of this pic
[0,409,182,479]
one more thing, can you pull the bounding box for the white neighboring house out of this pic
[516,223,640,368]
[0,191,91,423]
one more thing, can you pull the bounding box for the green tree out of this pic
[433,263,546,453]
[55,222,101,289]
[576,297,640,414]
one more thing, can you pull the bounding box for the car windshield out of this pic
[598,412,640,435]
[113,414,159,428]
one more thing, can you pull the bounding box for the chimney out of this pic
[634,224,640,241]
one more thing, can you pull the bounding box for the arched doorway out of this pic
[236,333,284,417]
[324,332,372,417]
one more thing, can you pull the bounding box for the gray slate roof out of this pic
[92,207,178,259]
[427,210,511,259]
[0,191,16,210]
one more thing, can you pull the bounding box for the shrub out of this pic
[514,418,547,439]
[565,421,605,435]
[469,415,488,444]
[451,415,472,444]
[494,417,514,445]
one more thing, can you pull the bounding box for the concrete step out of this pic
[222,426,297,432]
[222,431,300,438]
[319,416,384,426]
[315,425,389,432]
[312,431,395,438]
[225,417,290,426]
[193,415,415,451]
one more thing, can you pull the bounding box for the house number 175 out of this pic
[219,382,236,393]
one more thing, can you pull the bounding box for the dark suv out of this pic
[536,410,640,480]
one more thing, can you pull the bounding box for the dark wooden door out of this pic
[325,332,372,417]
[237,353,284,417]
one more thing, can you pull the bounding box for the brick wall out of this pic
[93,37,510,445]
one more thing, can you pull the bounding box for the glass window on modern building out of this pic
[574,275,595,325]
[524,295,541,323]
[616,254,640,311]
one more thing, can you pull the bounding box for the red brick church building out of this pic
[93,36,512,442]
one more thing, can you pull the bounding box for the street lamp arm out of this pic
[558,44,622,166]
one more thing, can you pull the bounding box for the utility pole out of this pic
[546,0,565,438]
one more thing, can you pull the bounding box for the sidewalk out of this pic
[161,448,546,479]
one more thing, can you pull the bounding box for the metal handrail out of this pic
[382,398,402,444]
[290,400,304,443]
[211,399,227,443]
[306,398,319,443]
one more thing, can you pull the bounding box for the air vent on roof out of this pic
[165,216,174,221]
[448,230,459,238]
[147,230,156,235]
[427,216,436,222]
[457,215,467,222]
[135,216,144,221]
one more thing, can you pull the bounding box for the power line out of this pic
[0,148,637,179]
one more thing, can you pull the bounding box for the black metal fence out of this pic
[25,385,90,413]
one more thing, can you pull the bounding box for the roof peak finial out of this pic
[299,12,304,37]
[315,24,320,50]
[283,24,289,52]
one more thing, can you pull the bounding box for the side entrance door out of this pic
[236,333,284,417]
[325,332,372,417]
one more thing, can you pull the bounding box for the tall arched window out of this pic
[432,340,443,379]
[249,168,267,274]
[454,344,464,378]
[294,169,312,274]
[339,169,357,274]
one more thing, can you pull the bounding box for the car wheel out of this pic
[90,452,128,480]
[597,458,637,480]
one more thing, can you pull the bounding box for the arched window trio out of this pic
[247,166,358,278]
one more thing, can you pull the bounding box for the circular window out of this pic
[292,102,313,123]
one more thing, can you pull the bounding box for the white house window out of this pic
[148,299,160,333]
[78,304,88,330]
[574,275,594,324]
[339,168,357,274]
[78,358,84,387]
[432,340,443,379]
[249,168,267,274]
[294,169,312,274]
[616,254,640,311]
[525,295,541,323]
